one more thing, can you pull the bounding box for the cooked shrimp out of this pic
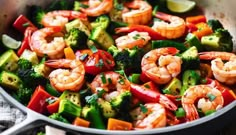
[41,10,87,27]
[122,0,152,25]
[130,103,166,129]
[45,59,85,92]
[152,12,186,39]
[115,31,151,50]
[199,51,236,85]
[141,47,182,84]
[79,0,113,17]
[182,85,224,121]
[30,27,65,59]
[90,71,130,93]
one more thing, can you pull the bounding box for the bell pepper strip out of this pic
[186,22,198,33]
[64,47,76,60]
[27,85,51,113]
[186,15,207,24]
[143,81,160,93]
[130,83,160,103]
[47,99,60,114]
[17,26,37,56]
[192,22,213,39]
[75,49,115,75]
[13,14,37,33]
[115,24,166,40]
[206,78,236,106]
[107,118,133,130]
[73,117,90,127]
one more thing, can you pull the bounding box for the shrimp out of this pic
[79,0,113,17]
[115,31,151,50]
[41,10,87,27]
[90,71,130,93]
[182,85,224,121]
[152,12,186,39]
[141,47,182,84]
[199,51,236,85]
[30,27,66,59]
[130,103,166,129]
[45,59,85,92]
[122,0,152,25]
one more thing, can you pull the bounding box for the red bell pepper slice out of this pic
[186,15,207,24]
[17,26,37,56]
[130,83,160,103]
[186,22,198,33]
[115,24,165,40]
[13,14,37,33]
[143,81,160,93]
[76,49,115,75]
[27,85,51,113]
[46,99,60,114]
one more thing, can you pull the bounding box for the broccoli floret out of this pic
[207,19,224,32]
[110,91,132,111]
[107,45,145,72]
[16,85,34,105]
[17,58,32,70]
[64,28,88,50]
[48,113,70,123]
[201,28,233,52]
[28,5,45,28]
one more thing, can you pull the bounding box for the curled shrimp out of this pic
[45,59,85,92]
[41,10,87,27]
[199,51,236,85]
[141,47,182,84]
[152,12,186,39]
[115,31,151,50]
[122,0,152,25]
[79,0,113,17]
[30,27,65,59]
[90,71,130,93]
[130,103,166,129]
[182,85,224,121]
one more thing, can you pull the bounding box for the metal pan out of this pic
[0,0,236,134]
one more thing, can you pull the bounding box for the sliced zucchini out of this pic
[163,77,182,95]
[0,50,19,72]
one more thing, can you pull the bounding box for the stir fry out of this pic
[0,0,235,131]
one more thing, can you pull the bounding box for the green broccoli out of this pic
[64,28,88,50]
[207,19,224,32]
[17,58,32,70]
[201,28,233,52]
[15,85,34,105]
[28,5,45,28]
[110,91,132,111]
[48,113,70,123]
[107,45,145,72]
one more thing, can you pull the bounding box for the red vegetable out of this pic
[46,99,60,114]
[27,85,51,113]
[115,24,165,40]
[186,15,207,24]
[17,26,37,56]
[13,14,36,33]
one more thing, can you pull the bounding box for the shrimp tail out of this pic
[183,104,199,121]
[154,12,171,22]
[199,51,236,60]
[159,95,178,111]
[45,59,71,68]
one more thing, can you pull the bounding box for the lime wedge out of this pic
[2,34,21,50]
[167,0,196,13]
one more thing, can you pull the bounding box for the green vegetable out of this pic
[82,105,106,129]
[163,77,182,95]
[185,33,202,51]
[15,85,34,105]
[110,91,132,111]
[128,73,141,84]
[58,99,82,118]
[73,1,88,11]
[175,107,186,118]
[2,34,21,50]
[98,98,116,118]
[79,87,93,106]
[140,104,148,113]
[28,5,45,28]
[152,40,187,52]
[59,90,81,106]
[37,132,45,135]
[107,21,128,34]
[0,50,19,72]
[201,28,233,52]
[91,15,110,30]
[65,19,91,36]
[45,82,61,97]
[204,110,216,116]
[179,46,200,70]
[180,70,200,95]
[47,0,73,11]
[89,27,114,50]
[107,45,145,72]
[207,19,224,32]
[0,71,22,90]
[19,49,39,65]
[48,113,70,123]
[64,28,88,50]
[17,59,32,70]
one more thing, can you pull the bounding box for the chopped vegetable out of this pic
[58,99,82,118]
[179,46,200,70]
[73,117,90,127]
[107,118,132,130]
[0,71,22,90]
[48,113,70,123]
[0,49,19,72]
